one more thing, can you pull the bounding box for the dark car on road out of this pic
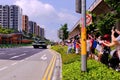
[32,40,47,49]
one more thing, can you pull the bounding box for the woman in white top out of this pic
[103,28,120,70]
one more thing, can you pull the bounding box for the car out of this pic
[32,40,47,49]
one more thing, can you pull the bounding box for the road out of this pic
[0,46,55,80]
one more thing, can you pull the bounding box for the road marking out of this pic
[48,55,56,80]
[10,53,26,59]
[19,60,24,62]
[40,54,47,60]
[11,62,18,66]
[42,55,56,80]
[0,66,8,71]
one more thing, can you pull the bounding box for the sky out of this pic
[0,0,95,41]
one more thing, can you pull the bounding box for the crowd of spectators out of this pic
[65,26,120,71]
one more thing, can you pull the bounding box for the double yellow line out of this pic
[42,54,56,80]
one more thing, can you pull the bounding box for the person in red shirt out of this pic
[76,40,80,54]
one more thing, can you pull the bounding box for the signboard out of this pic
[86,13,92,26]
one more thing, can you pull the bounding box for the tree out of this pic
[0,27,14,34]
[96,13,115,36]
[58,23,69,41]
[104,0,120,18]
[87,1,120,36]
[104,0,120,29]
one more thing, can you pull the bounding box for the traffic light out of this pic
[76,0,81,13]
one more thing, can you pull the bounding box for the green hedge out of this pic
[51,45,120,80]
[63,60,120,80]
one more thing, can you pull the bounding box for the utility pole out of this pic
[81,0,87,72]
[76,0,87,72]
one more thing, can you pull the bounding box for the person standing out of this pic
[103,28,120,71]
[75,40,80,54]
[66,40,72,54]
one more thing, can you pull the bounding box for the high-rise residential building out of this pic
[28,21,34,34]
[29,21,37,35]
[40,27,45,38]
[0,5,22,32]
[37,25,40,36]
[33,22,37,35]
[36,25,39,36]
[0,5,9,28]
[22,15,29,32]
[9,5,22,32]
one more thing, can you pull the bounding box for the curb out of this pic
[49,49,62,80]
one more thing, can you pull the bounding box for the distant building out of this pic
[0,5,9,28]
[9,5,22,32]
[0,5,22,32]
[22,15,29,32]
[28,21,45,38]
[40,27,44,38]
[36,25,40,36]
[28,21,36,35]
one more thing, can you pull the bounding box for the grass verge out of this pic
[51,45,120,80]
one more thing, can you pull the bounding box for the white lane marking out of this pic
[11,62,18,66]
[19,60,24,62]
[40,54,47,60]
[10,53,26,59]
[0,66,8,71]
[8,53,17,55]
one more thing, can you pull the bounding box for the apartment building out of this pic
[9,5,22,32]
[40,27,45,38]
[29,21,37,35]
[0,5,9,28]
[22,15,29,33]
[29,21,44,38]
[0,5,22,32]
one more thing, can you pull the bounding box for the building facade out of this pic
[9,5,22,32]
[0,5,9,28]
[22,15,29,33]
[0,5,22,32]
[40,27,44,38]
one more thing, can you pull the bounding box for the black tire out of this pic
[43,46,47,49]
[33,45,39,48]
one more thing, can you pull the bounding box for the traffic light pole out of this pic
[81,0,87,71]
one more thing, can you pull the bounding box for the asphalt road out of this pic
[0,46,54,80]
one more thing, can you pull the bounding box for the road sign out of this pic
[86,13,92,26]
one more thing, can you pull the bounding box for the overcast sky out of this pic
[0,0,95,41]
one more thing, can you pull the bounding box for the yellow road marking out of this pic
[42,55,56,80]
[47,55,56,80]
